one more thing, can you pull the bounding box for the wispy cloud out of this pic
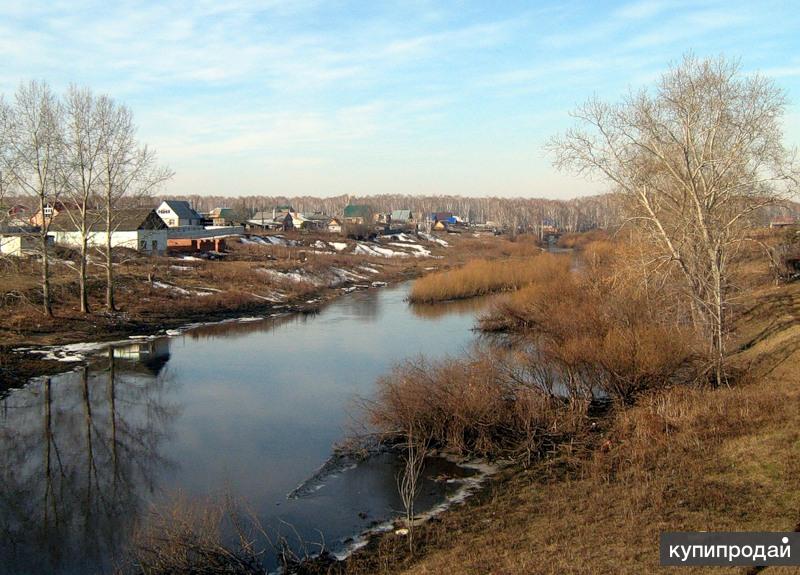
[0,0,797,198]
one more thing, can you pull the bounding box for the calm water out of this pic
[0,282,493,574]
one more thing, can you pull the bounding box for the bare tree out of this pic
[549,54,797,385]
[63,86,104,313]
[396,423,429,554]
[2,81,66,317]
[96,97,172,311]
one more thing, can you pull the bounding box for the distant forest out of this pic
[155,192,800,232]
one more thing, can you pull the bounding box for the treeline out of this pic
[0,81,171,315]
[163,192,798,233]
[160,192,623,232]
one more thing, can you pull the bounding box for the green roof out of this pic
[343,204,372,218]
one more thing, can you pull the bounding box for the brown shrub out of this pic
[364,349,588,462]
[481,239,700,404]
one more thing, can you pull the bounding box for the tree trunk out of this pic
[40,226,52,317]
[105,208,115,312]
[79,232,89,313]
[711,263,726,387]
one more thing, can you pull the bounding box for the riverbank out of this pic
[319,254,800,574]
[1,231,525,387]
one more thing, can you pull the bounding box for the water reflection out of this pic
[0,350,178,575]
[409,293,502,320]
[0,283,495,574]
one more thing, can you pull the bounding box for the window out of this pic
[151,240,158,251]
[140,240,147,250]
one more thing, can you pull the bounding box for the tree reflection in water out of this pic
[0,342,179,575]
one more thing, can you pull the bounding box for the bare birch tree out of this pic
[2,81,66,317]
[96,97,172,311]
[63,86,104,313]
[549,54,797,385]
[396,423,429,554]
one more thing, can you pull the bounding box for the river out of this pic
[0,282,494,574]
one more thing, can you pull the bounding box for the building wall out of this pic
[52,230,167,254]
[0,235,39,256]
[0,235,22,256]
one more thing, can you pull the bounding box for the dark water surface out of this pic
[0,283,493,574]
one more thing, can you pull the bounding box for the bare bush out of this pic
[365,348,588,462]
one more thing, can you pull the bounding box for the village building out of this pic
[49,208,168,254]
[246,211,283,230]
[29,202,75,227]
[327,217,343,234]
[207,207,238,226]
[156,200,204,228]
[343,204,374,225]
[390,209,414,225]
[302,213,330,230]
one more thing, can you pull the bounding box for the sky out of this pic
[1,0,799,199]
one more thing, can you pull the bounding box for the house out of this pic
[282,212,296,231]
[247,211,283,230]
[30,202,75,227]
[207,207,238,226]
[50,208,168,254]
[303,213,330,230]
[343,204,374,225]
[156,200,203,228]
[327,217,343,234]
[390,209,414,224]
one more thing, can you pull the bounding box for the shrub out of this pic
[364,349,588,462]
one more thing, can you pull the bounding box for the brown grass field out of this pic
[324,231,800,575]
[408,249,563,303]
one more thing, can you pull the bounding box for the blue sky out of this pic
[1,0,799,198]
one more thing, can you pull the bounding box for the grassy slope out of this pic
[346,281,800,575]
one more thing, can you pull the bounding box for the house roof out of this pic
[209,207,235,219]
[161,200,201,220]
[343,204,372,218]
[391,209,412,221]
[50,208,167,232]
[251,211,276,221]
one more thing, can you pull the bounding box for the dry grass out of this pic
[333,281,800,575]
[557,229,610,249]
[408,253,569,303]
